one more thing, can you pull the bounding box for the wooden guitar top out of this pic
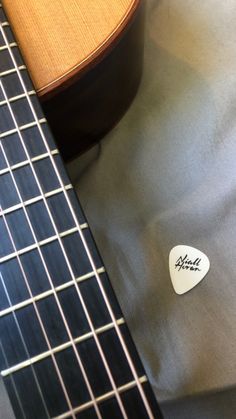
[3,0,138,96]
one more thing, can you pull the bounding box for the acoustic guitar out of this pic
[0,2,163,418]
[3,0,145,160]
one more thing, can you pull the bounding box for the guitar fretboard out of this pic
[0,5,162,419]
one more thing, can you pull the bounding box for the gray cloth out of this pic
[69,0,236,414]
[160,387,236,419]
[2,1,236,418]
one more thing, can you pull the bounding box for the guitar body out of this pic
[0,3,163,418]
[3,0,144,160]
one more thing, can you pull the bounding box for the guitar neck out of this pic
[0,5,162,419]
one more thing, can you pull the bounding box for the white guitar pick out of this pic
[169,245,210,295]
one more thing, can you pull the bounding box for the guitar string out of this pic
[0,21,48,419]
[0,272,50,419]
[0,86,126,419]
[0,18,102,419]
[0,38,128,419]
[0,16,155,419]
[0,15,134,419]
[2,15,155,419]
[0,149,79,419]
[0,339,27,419]
[0,79,84,419]
[0,22,126,419]
[0,80,102,419]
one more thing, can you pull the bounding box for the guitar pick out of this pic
[169,245,210,295]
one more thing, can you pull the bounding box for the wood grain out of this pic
[3,0,137,96]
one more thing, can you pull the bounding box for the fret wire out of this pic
[2,9,153,419]
[1,318,125,377]
[0,61,78,413]
[0,118,46,139]
[0,65,26,77]
[0,148,59,175]
[0,43,103,417]
[0,225,88,264]
[1,184,73,216]
[0,179,76,418]
[0,112,101,417]
[55,376,148,419]
[0,18,155,419]
[0,30,130,419]
[0,87,96,418]
[0,271,50,418]
[0,42,17,51]
[0,224,93,419]
[0,267,106,318]
[1,21,155,418]
[0,341,27,419]
[0,90,36,106]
